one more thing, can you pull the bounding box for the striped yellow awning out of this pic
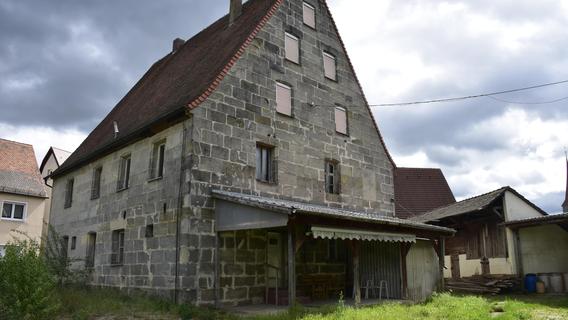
[310,226,416,243]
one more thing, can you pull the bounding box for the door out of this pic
[450,254,460,279]
[266,232,283,287]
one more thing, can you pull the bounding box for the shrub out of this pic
[0,237,60,320]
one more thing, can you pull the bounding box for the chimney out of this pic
[172,38,185,52]
[229,0,243,25]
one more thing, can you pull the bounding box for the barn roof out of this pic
[394,167,455,219]
[413,186,546,223]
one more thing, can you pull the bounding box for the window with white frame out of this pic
[303,2,316,29]
[117,154,131,191]
[64,178,74,208]
[323,52,337,81]
[149,141,166,180]
[275,82,292,116]
[334,106,348,135]
[1,201,26,221]
[285,33,300,64]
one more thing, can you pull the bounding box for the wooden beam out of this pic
[352,240,361,305]
[288,224,296,306]
[438,237,445,291]
[400,243,412,299]
[513,229,524,277]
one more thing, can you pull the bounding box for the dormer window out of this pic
[303,2,316,29]
[323,52,337,81]
[285,33,300,64]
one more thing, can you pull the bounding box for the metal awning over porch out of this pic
[310,226,416,243]
[212,189,455,236]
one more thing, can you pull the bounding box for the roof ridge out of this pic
[0,138,33,147]
[417,186,508,218]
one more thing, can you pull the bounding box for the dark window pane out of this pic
[13,205,24,219]
[157,144,165,177]
[2,203,12,218]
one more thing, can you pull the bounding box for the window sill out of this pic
[110,263,124,267]
[147,176,163,183]
[276,112,294,119]
[285,59,301,67]
[90,195,100,201]
[335,131,349,138]
[0,218,25,223]
[325,76,338,83]
[256,179,277,186]
[64,205,72,209]
[116,187,129,193]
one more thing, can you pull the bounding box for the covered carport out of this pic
[211,190,455,307]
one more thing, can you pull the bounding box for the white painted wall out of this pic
[520,224,568,274]
[503,191,543,222]
[407,240,439,301]
[444,254,514,278]
[0,193,46,246]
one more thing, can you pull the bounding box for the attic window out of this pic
[303,2,316,29]
[275,82,292,116]
[285,33,300,64]
[334,106,348,135]
[323,52,337,81]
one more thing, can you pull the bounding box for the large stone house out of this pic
[50,0,454,306]
[0,139,48,256]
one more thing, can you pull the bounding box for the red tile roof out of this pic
[394,167,456,219]
[54,0,397,177]
[0,138,47,197]
[54,0,282,177]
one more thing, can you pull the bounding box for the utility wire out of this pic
[486,95,568,105]
[368,79,568,107]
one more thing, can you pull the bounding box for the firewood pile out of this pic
[446,276,521,294]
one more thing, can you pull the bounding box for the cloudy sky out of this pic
[1,0,567,213]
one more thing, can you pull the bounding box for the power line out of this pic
[368,79,568,107]
[486,95,568,105]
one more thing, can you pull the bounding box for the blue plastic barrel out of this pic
[525,274,537,293]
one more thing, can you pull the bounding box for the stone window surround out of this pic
[64,178,74,208]
[324,159,340,194]
[323,51,337,82]
[334,105,349,136]
[91,166,103,200]
[85,232,96,268]
[255,142,277,184]
[71,236,77,250]
[111,229,125,266]
[117,154,132,192]
[275,81,293,117]
[1,200,27,221]
[149,140,166,181]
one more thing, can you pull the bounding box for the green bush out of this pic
[0,238,60,320]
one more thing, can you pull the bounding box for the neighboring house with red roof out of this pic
[394,167,456,219]
[0,138,48,256]
[49,0,454,306]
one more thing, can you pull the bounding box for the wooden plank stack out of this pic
[445,275,521,294]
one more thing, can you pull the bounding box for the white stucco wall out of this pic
[503,191,543,221]
[0,192,46,246]
[520,224,568,274]
[407,240,439,301]
[444,254,514,278]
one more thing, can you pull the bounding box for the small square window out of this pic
[145,224,154,238]
[275,82,292,116]
[323,52,337,81]
[71,236,77,250]
[285,33,300,64]
[149,142,166,180]
[303,2,316,29]
[334,106,348,135]
[64,178,74,208]
[117,155,131,191]
[256,144,276,183]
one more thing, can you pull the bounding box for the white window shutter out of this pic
[335,107,347,134]
[276,83,292,116]
[303,3,316,29]
[323,52,337,80]
[285,33,299,63]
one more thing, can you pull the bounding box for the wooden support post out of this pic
[400,243,412,299]
[438,237,445,291]
[513,229,524,277]
[352,240,361,305]
[288,225,296,306]
[214,232,220,308]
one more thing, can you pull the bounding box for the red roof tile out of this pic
[54,0,282,177]
[394,167,455,219]
[0,138,47,197]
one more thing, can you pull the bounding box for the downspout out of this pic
[174,115,191,303]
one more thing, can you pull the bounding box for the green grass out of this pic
[55,287,568,320]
